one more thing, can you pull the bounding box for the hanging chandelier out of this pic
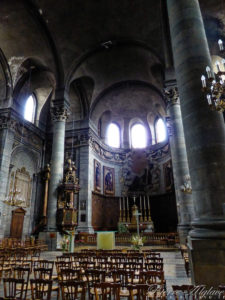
[3,187,26,207]
[201,39,225,112]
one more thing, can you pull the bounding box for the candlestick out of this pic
[144,196,148,222]
[127,197,129,222]
[140,196,144,222]
[148,196,152,222]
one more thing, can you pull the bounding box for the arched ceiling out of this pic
[0,0,223,110]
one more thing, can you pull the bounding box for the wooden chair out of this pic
[84,269,106,299]
[94,282,120,300]
[30,279,52,300]
[33,267,59,297]
[3,278,24,300]
[13,267,31,300]
[60,280,86,300]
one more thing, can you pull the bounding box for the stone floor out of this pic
[0,248,191,299]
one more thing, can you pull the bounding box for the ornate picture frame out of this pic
[103,166,115,195]
[94,159,101,193]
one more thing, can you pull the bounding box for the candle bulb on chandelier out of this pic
[222,59,225,70]
[201,75,206,88]
[215,61,221,73]
[207,94,212,105]
[206,66,213,79]
[218,39,224,51]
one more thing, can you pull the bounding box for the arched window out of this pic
[131,123,147,148]
[24,95,36,123]
[107,123,120,148]
[155,118,167,143]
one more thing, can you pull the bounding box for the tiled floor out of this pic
[0,249,191,299]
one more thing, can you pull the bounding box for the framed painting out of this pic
[103,166,115,195]
[94,159,101,192]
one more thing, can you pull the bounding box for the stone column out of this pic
[122,118,130,149]
[47,106,68,231]
[165,86,195,244]
[167,0,225,285]
[0,118,15,237]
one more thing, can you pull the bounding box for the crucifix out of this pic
[133,196,141,237]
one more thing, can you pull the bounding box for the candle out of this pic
[207,94,212,105]
[215,61,220,73]
[119,197,121,210]
[218,39,224,51]
[127,197,129,211]
[201,75,206,88]
[143,196,146,210]
[206,66,213,79]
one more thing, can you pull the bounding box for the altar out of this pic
[97,231,115,250]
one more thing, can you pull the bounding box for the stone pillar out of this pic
[167,0,225,285]
[122,118,130,149]
[165,86,195,244]
[0,119,15,237]
[47,105,68,231]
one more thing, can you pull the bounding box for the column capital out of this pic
[51,106,70,122]
[164,86,180,108]
[0,116,17,132]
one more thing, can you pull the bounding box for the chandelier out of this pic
[201,39,225,112]
[3,187,26,207]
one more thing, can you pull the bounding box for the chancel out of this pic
[0,0,225,296]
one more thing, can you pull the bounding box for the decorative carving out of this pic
[180,175,192,194]
[0,117,17,131]
[51,106,69,121]
[164,87,179,106]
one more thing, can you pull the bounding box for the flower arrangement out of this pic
[60,235,70,252]
[131,235,146,250]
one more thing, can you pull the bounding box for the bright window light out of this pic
[24,95,35,123]
[107,123,120,148]
[131,124,147,148]
[156,118,167,143]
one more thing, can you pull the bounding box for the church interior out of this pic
[0,0,225,297]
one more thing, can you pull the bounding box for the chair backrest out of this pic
[55,261,72,274]
[39,260,54,270]
[85,269,106,285]
[60,268,81,281]
[3,277,24,300]
[140,270,165,286]
[145,262,164,271]
[112,270,134,287]
[60,280,86,300]
[34,267,53,280]
[13,267,30,283]
[94,282,120,300]
[30,279,52,300]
